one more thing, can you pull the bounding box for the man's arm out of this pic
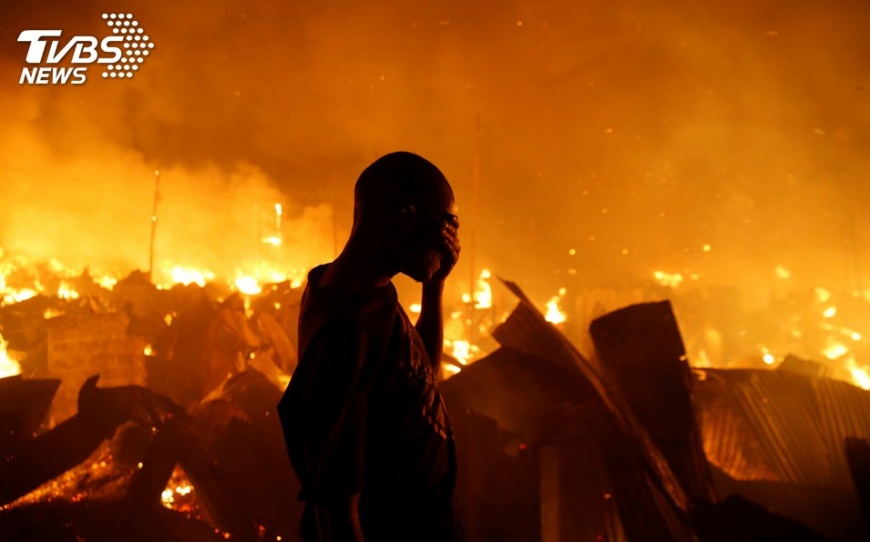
[416,280,446,371]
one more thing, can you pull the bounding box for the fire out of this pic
[847,358,870,391]
[544,287,567,325]
[167,265,214,288]
[261,203,284,246]
[57,283,80,300]
[451,339,471,365]
[95,274,118,290]
[161,466,197,512]
[161,481,194,506]
[822,339,849,361]
[443,364,461,376]
[474,269,492,309]
[2,287,37,306]
[234,275,262,296]
[1,269,37,306]
[0,332,22,378]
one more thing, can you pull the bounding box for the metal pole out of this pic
[470,113,481,301]
[148,169,160,283]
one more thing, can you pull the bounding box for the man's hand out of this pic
[427,215,460,285]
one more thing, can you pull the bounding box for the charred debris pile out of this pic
[1,271,870,541]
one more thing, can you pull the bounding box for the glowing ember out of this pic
[161,488,175,504]
[653,270,684,288]
[815,287,832,304]
[0,332,22,378]
[823,306,837,318]
[760,346,776,366]
[774,266,791,279]
[544,287,567,325]
[409,303,422,314]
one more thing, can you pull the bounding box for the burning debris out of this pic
[0,260,304,541]
[2,245,870,541]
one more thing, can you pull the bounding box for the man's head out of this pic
[352,151,456,282]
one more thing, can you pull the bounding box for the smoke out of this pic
[2,0,869,302]
[0,89,337,282]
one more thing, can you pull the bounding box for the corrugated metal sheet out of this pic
[479,279,692,514]
[441,346,604,443]
[697,369,870,488]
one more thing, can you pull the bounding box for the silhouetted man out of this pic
[278,152,463,541]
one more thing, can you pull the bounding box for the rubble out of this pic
[442,280,861,541]
[1,265,869,541]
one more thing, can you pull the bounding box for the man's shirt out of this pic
[278,264,460,540]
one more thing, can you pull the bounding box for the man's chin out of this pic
[403,255,440,283]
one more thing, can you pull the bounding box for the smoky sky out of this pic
[1,0,869,305]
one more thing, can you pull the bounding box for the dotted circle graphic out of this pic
[101,13,153,79]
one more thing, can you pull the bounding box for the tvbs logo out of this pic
[18,13,154,85]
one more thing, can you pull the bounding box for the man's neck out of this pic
[321,241,395,291]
